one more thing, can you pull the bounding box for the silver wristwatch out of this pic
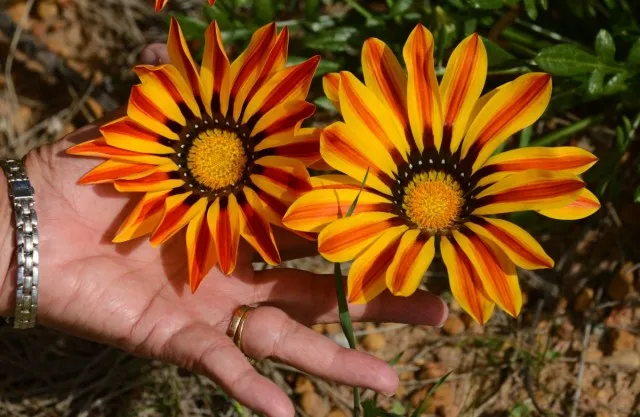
[1,159,39,329]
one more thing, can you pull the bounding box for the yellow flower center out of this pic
[403,170,463,232]
[187,128,247,190]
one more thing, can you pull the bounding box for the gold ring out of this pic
[226,305,256,364]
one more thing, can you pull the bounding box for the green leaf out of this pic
[482,37,517,67]
[468,0,503,9]
[171,14,207,40]
[361,400,403,417]
[587,69,604,96]
[595,29,616,62]
[535,44,621,76]
[627,38,640,66]
[346,169,369,217]
[602,71,630,95]
[410,371,453,417]
[253,0,275,23]
[634,186,640,203]
[314,97,336,112]
[304,27,358,52]
[523,0,538,20]
[539,0,549,10]
[390,0,413,15]
[304,0,320,21]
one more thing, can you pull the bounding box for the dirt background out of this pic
[1,1,639,416]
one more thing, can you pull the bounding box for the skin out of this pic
[0,44,448,417]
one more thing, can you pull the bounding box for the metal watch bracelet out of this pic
[1,159,39,329]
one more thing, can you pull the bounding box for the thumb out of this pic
[138,43,171,65]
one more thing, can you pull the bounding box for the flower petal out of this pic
[362,38,411,144]
[238,188,281,265]
[439,33,487,153]
[167,17,208,116]
[452,230,521,317]
[78,160,159,184]
[347,226,407,304]
[246,27,290,105]
[321,122,396,195]
[466,217,554,270]
[402,24,443,153]
[150,192,208,246]
[251,100,315,143]
[318,212,403,262]
[473,170,584,215]
[208,195,242,275]
[255,127,321,167]
[440,236,495,324]
[186,207,217,293]
[243,56,320,124]
[462,73,552,172]
[323,72,341,111]
[128,85,182,139]
[339,71,409,164]
[310,174,363,190]
[201,21,231,116]
[112,190,170,243]
[229,23,277,121]
[538,188,600,220]
[100,117,175,154]
[134,64,201,120]
[476,146,598,187]
[282,188,394,233]
[386,230,435,297]
[67,138,172,165]
[155,0,168,12]
[251,155,312,202]
[114,171,184,193]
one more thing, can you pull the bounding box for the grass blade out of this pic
[410,371,453,417]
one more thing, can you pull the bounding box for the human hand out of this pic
[0,44,448,417]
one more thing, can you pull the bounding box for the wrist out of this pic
[0,167,16,317]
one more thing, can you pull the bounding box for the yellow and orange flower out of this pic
[68,19,320,291]
[155,0,216,12]
[283,25,600,324]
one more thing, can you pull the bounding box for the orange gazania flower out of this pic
[68,19,321,291]
[155,0,216,12]
[283,25,600,324]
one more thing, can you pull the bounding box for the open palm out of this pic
[1,46,448,417]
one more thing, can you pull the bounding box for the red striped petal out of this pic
[347,227,407,304]
[113,191,170,243]
[467,217,554,270]
[168,17,208,116]
[186,208,217,293]
[386,231,435,297]
[453,230,521,317]
[323,72,341,111]
[251,156,312,203]
[362,38,411,149]
[256,127,321,167]
[201,20,231,116]
[243,56,320,124]
[100,117,175,154]
[78,160,158,184]
[238,188,280,265]
[440,236,495,324]
[150,192,207,246]
[114,171,184,192]
[402,24,443,153]
[67,138,172,165]
[229,23,277,121]
[246,27,289,104]
[208,195,242,275]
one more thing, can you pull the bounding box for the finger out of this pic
[242,306,399,395]
[254,268,448,326]
[139,43,171,65]
[163,322,294,417]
